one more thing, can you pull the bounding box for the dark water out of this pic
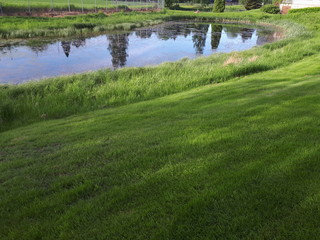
[0,22,281,84]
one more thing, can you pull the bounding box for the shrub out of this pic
[261,4,280,14]
[117,5,129,10]
[289,7,320,14]
[73,23,96,29]
[169,4,181,10]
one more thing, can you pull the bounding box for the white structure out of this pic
[280,0,320,13]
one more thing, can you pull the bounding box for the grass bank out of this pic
[1,50,320,240]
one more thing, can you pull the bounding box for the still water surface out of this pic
[0,22,280,84]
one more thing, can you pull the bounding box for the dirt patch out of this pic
[224,55,242,66]
[248,56,259,62]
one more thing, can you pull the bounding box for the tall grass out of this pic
[0,11,168,39]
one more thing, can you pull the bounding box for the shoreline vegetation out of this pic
[1,6,320,239]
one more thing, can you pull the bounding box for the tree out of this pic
[213,0,225,13]
[165,0,173,8]
[242,0,262,10]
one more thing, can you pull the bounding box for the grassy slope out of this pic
[1,9,320,240]
[1,53,320,239]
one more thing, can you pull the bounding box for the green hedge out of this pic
[289,7,320,14]
[261,4,280,14]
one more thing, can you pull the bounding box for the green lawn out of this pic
[0,0,157,11]
[1,53,320,239]
[1,8,320,240]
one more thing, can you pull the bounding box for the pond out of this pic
[0,22,281,84]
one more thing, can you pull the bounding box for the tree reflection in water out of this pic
[61,39,86,57]
[240,28,255,42]
[107,33,130,68]
[192,24,209,54]
[155,23,192,40]
[55,24,275,64]
[135,29,153,39]
[29,45,49,55]
[61,41,71,57]
[72,39,86,48]
[211,24,223,50]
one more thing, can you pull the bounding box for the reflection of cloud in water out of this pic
[129,40,162,56]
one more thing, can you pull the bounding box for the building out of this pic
[280,0,320,14]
